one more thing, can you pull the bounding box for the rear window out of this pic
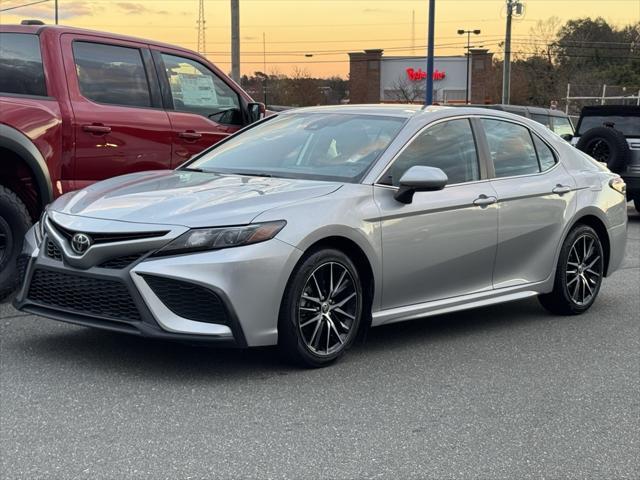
[577,115,640,137]
[0,33,47,96]
[72,41,151,108]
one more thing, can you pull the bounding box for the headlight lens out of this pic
[609,177,626,195]
[152,220,286,257]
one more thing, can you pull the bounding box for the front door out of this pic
[375,118,498,310]
[61,34,172,188]
[479,118,577,288]
[154,51,244,166]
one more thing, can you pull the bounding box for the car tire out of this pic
[0,186,32,302]
[538,225,604,316]
[575,126,630,174]
[278,248,363,368]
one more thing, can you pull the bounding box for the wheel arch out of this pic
[565,210,611,276]
[0,123,53,217]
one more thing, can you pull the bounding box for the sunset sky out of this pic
[1,0,638,77]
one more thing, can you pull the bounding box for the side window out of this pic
[552,117,574,137]
[532,134,556,171]
[482,119,539,178]
[72,42,151,108]
[0,33,47,96]
[161,53,241,125]
[382,119,479,186]
[531,113,551,129]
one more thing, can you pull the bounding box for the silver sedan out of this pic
[14,106,628,367]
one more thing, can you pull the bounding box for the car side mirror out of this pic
[560,133,573,142]
[394,166,448,204]
[247,102,266,124]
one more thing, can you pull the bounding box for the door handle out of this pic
[82,124,111,134]
[178,130,203,140]
[552,184,572,195]
[473,194,497,207]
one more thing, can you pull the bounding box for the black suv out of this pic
[572,106,640,212]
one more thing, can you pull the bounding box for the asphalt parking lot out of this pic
[1,207,638,480]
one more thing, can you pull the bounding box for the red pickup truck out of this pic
[0,23,264,299]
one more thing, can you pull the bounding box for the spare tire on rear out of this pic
[576,126,630,173]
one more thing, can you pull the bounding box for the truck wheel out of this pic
[575,127,630,174]
[0,186,32,302]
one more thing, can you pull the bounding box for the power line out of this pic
[0,0,50,12]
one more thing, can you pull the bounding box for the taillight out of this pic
[609,177,626,195]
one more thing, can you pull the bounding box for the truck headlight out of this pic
[152,221,286,257]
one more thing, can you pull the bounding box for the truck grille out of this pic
[27,269,140,322]
[142,275,229,324]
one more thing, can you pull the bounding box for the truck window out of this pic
[161,53,242,125]
[72,42,152,108]
[0,33,47,96]
[552,117,574,137]
[531,113,551,128]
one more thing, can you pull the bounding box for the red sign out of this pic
[406,67,446,82]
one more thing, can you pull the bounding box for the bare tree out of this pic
[387,75,424,103]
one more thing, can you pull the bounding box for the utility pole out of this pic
[263,32,267,107]
[54,0,58,24]
[425,0,435,106]
[458,29,481,104]
[231,0,240,82]
[502,0,522,104]
[411,10,415,52]
[197,0,206,55]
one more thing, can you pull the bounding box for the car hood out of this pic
[51,170,343,227]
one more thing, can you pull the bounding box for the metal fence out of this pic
[564,84,640,115]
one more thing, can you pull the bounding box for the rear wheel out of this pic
[539,225,604,315]
[278,249,363,368]
[0,186,32,302]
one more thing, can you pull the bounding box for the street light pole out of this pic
[54,0,58,24]
[425,0,435,106]
[457,29,480,104]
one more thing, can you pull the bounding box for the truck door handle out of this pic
[178,130,202,140]
[82,124,111,134]
[473,194,497,207]
[552,184,572,195]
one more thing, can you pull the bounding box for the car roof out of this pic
[0,24,198,54]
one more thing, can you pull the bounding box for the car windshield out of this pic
[186,113,407,182]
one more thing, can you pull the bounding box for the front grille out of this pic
[49,220,168,244]
[142,275,229,324]
[45,240,62,261]
[98,254,142,269]
[27,269,140,322]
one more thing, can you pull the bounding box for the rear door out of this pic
[61,34,172,187]
[479,118,577,288]
[152,50,245,167]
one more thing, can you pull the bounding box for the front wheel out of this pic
[539,225,604,315]
[278,249,363,368]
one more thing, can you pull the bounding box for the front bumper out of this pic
[14,220,303,347]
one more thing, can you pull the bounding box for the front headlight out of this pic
[152,220,286,257]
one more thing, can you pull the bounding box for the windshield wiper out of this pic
[231,172,273,178]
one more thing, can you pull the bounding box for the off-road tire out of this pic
[0,186,32,302]
[576,126,630,174]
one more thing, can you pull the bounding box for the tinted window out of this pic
[533,135,556,171]
[482,119,539,178]
[531,113,551,128]
[577,116,640,137]
[552,117,574,137]
[382,119,479,186]
[0,33,46,96]
[73,42,151,107]
[189,113,405,183]
[161,53,241,125]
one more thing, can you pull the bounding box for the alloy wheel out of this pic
[587,139,611,163]
[566,233,603,306]
[298,261,359,356]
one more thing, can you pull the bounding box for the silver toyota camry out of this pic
[14,105,627,367]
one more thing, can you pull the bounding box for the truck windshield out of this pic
[186,113,406,183]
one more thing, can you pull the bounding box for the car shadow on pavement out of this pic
[17,297,549,379]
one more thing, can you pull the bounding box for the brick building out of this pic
[348,48,495,104]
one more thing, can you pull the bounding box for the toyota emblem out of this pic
[71,233,92,255]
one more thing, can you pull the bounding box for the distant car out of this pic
[479,104,575,139]
[572,105,640,212]
[0,22,264,301]
[14,106,627,367]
